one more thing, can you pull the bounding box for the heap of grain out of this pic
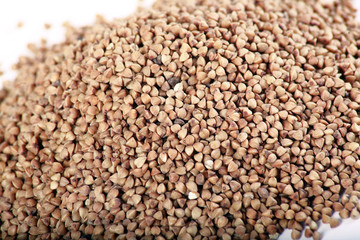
[1,0,360,239]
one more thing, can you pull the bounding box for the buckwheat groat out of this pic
[1,0,360,239]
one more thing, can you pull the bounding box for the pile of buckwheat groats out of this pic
[1,0,360,239]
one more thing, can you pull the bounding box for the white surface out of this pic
[0,0,360,239]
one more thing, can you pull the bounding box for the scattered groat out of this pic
[44,23,52,30]
[1,0,360,239]
[16,21,23,28]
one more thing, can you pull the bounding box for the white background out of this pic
[0,0,360,239]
